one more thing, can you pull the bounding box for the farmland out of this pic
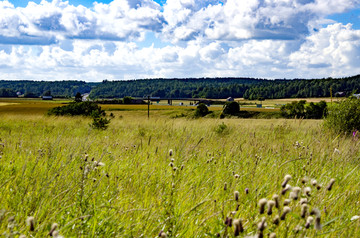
[0,98,359,237]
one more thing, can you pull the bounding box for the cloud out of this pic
[0,0,164,45]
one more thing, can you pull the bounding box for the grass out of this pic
[0,100,359,237]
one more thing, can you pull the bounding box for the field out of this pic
[0,99,359,237]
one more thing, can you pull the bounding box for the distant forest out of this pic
[0,75,359,99]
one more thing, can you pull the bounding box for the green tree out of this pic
[194,103,209,117]
[75,92,82,102]
[222,101,240,115]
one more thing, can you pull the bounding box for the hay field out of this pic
[0,99,359,237]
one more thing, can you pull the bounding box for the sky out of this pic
[0,0,360,81]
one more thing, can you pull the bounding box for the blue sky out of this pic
[0,0,360,81]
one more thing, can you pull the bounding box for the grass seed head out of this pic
[283,199,291,206]
[273,215,280,225]
[269,233,276,238]
[233,219,244,236]
[159,230,167,238]
[26,216,35,231]
[282,174,292,188]
[49,223,58,236]
[258,198,267,214]
[281,206,291,220]
[304,187,311,196]
[169,149,173,157]
[326,178,335,191]
[281,184,292,195]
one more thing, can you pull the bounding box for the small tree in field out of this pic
[75,92,82,102]
[222,101,240,116]
[194,103,209,117]
[325,97,360,134]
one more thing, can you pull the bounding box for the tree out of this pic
[75,92,82,102]
[194,103,209,117]
[222,101,240,115]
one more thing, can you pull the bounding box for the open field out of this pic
[0,99,359,237]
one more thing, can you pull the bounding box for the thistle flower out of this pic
[304,187,311,196]
[273,215,280,225]
[49,223,58,236]
[301,204,309,218]
[280,206,291,220]
[258,198,267,214]
[267,200,275,215]
[26,216,35,231]
[159,230,167,238]
[169,149,173,157]
[305,216,313,229]
[281,184,292,195]
[282,175,292,188]
[233,219,244,236]
[283,199,291,206]
[310,208,322,230]
[311,179,317,186]
[234,191,240,201]
[300,198,308,205]
[326,178,335,191]
[291,187,301,200]
[272,194,279,208]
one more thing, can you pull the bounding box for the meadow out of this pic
[0,99,359,237]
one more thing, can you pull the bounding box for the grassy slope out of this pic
[0,100,359,237]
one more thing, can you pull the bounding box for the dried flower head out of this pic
[234,191,240,201]
[316,184,322,190]
[305,216,314,229]
[272,194,279,208]
[273,215,280,225]
[311,179,317,186]
[257,217,267,231]
[233,219,244,236]
[292,187,301,200]
[224,182,227,191]
[300,198,308,205]
[26,216,35,231]
[224,217,233,227]
[301,204,309,218]
[267,200,275,215]
[282,175,292,188]
[234,174,240,179]
[169,162,174,167]
[269,233,276,238]
[49,223,58,236]
[310,208,322,230]
[258,198,267,214]
[281,184,292,195]
[281,206,291,220]
[169,149,173,157]
[283,199,291,206]
[326,178,335,191]
[159,230,168,238]
[304,187,311,196]
[301,177,308,184]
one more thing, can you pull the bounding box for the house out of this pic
[42,96,53,100]
[226,97,234,102]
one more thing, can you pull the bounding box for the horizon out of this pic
[0,0,360,82]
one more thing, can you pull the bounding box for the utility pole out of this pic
[147,95,150,118]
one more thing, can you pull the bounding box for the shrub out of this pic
[194,103,209,117]
[47,101,105,117]
[281,100,327,119]
[222,101,240,116]
[325,98,360,134]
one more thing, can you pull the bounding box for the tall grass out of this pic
[0,113,359,237]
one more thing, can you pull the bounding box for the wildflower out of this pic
[173,167,177,172]
[311,179,317,186]
[272,194,279,208]
[169,149,173,157]
[310,208,322,230]
[334,148,340,154]
[234,191,240,201]
[305,216,313,229]
[300,198,308,205]
[258,198,267,214]
[316,184,322,190]
[281,184,292,195]
[351,215,360,221]
[273,215,280,225]
[304,187,311,196]
[224,182,227,191]
[169,162,173,167]
[282,174,292,188]
[267,200,275,215]
[171,158,175,162]
[301,204,309,218]
[245,188,249,194]
[292,187,301,200]
[233,219,244,236]
[283,199,291,206]
[301,177,308,184]
[26,216,35,231]
[280,206,291,220]
[159,230,167,238]
[49,223,58,236]
[326,178,335,191]
[234,174,240,179]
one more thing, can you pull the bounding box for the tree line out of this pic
[0,75,359,99]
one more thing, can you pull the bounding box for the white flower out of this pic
[351,215,360,221]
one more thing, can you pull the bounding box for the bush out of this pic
[281,100,327,119]
[222,101,240,116]
[47,101,105,117]
[194,103,209,117]
[325,98,360,134]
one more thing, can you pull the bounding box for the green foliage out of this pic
[47,101,105,117]
[23,92,39,98]
[123,96,132,104]
[214,122,229,135]
[281,100,327,119]
[222,101,240,116]
[194,103,209,117]
[75,92,82,102]
[0,88,17,97]
[325,98,360,133]
[90,113,111,130]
